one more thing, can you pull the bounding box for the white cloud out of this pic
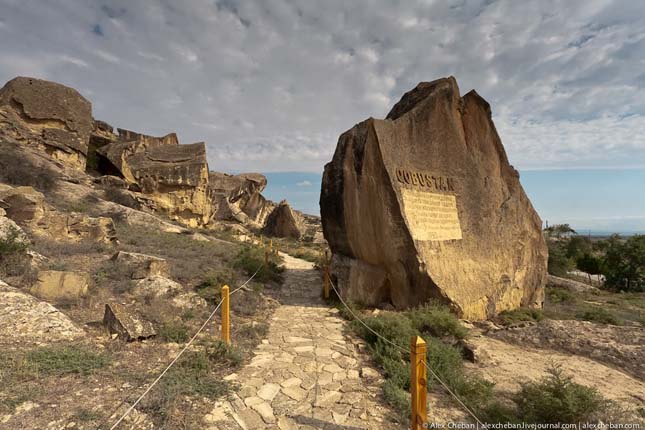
[0,0,643,173]
[296,180,312,187]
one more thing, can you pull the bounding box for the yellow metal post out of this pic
[323,265,330,299]
[411,336,427,430]
[221,285,230,345]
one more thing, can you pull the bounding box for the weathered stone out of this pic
[0,184,116,243]
[31,270,90,302]
[0,185,47,224]
[0,77,93,170]
[96,131,211,227]
[320,77,547,320]
[0,279,84,344]
[133,275,182,298]
[110,251,169,279]
[209,172,274,227]
[257,383,281,401]
[547,274,599,293]
[0,215,28,245]
[65,212,118,244]
[103,303,156,341]
[263,200,306,239]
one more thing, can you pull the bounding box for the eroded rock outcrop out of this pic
[320,77,547,320]
[209,172,275,227]
[0,77,93,170]
[96,129,211,227]
[0,279,85,344]
[0,184,117,244]
[263,200,306,239]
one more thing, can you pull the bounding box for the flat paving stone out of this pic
[203,253,403,429]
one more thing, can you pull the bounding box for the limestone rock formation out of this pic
[0,184,117,244]
[96,129,211,227]
[209,172,275,227]
[0,77,93,170]
[0,279,85,344]
[30,270,90,302]
[133,275,183,299]
[111,251,170,280]
[263,200,306,239]
[103,303,156,341]
[320,77,547,320]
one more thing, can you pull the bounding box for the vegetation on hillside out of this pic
[332,298,616,424]
[545,224,644,292]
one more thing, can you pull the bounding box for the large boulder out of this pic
[0,279,84,344]
[30,270,90,302]
[0,77,93,170]
[111,251,170,280]
[263,200,306,239]
[96,130,211,227]
[320,77,547,320]
[103,303,156,341]
[209,172,275,227]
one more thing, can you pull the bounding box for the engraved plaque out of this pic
[400,188,462,241]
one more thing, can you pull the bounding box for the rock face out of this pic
[320,77,547,320]
[0,77,93,170]
[96,129,211,227]
[209,172,275,227]
[263,200,306,239]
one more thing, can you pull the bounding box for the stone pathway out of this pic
[204,253,403,430]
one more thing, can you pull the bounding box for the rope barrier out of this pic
[106,263,264,430]
[327,277,487,428]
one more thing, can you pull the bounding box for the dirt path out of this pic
[203,253,403,430]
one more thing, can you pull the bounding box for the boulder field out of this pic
[320,77,547,320]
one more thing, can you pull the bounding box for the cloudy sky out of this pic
[1,0,644,173]
[1,0,644,230]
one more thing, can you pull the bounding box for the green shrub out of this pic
[498,308,544,325]
[0,225,28,256]
[140,349,234,425]
[25,345,110,376]
[237,322,269,342]
[350,311,491,421]
[382,379,410,418]
[233,246,284,283]
[576,306,621,325]
[513,365,610,423]
[407,303,468,339]
[194,269,235,304]
[158,322,191,343]
[207,340,243,367]
[546,287,574,304]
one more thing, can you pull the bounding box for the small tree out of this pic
[544,224,576,238]
[576,253,604,284]
[602,235,645,292]
[547,240,573,277]
[566,236,592,261]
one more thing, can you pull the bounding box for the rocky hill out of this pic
[0,76,322,241]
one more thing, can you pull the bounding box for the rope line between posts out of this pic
[107,263,264,430]
[327,277,486,428]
